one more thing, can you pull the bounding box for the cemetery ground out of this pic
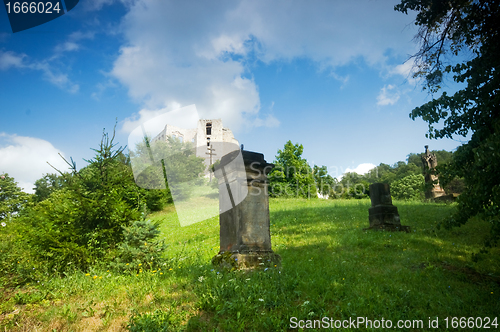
[1,198,500,331]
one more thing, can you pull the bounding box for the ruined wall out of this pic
[152,119,239,172]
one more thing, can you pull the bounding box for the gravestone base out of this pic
[363,224,411,233]
[365,183,410,233]
[212,251,281,270]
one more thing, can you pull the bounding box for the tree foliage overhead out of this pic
[395,0,500,246]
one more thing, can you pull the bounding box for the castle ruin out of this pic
[151,119,239,173]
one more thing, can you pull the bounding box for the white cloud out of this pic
[0,134,69,193]
[254,114,280,128]
[344,163,377,176]
[377,84,400,106]
[112,0,417,132]
[30,62,80,93]
[82,0,117,11]
[388,59,420,85]
[53,30,96,55]
[0,51,26,70]
[0,50,79,93]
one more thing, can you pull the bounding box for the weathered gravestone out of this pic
[421,145,446,199]
[212,149,281,269]
[364,183,410,232]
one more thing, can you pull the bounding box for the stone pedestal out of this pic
[212,150,281,270]
[364,183,410,232]
[422,145,446,199]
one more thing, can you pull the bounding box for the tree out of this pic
[21,127,151,272]
[0,173,30,222]
[268,141,317,198]
[313,165,337,197]
[391,174,425,201]
[130,136,206,201]
[33,173,67,202]
[395,1,500,246]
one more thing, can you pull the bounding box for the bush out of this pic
[16,129,146,273]
[390,174,425,201]
[109,219,168,273]
[0,173,30,222]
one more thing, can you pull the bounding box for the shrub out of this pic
[109,219,168,273]
[391,174,425,201]
[0,173,30,222]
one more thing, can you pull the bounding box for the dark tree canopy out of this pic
[395,0,500,247]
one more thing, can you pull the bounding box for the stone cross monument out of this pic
[421,145,446,199]
[212,149,281,270]
[364,183,410,232]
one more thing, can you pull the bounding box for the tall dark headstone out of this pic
[364,183,410,232]
[212,149,281,269]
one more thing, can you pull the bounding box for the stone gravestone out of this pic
[421,145,446,199]
[212,149,281,269]
[364,183,410,232]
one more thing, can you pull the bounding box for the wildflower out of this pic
[136,274,138,277]
[258,299,264,302]
[85,273,90,276]
[138,264,142,266]
[169,268,173,271]
[93,275,97,279]
[198,276,205,282]
[1,222,6,227]
[274,265,277,267]
[139,269,142,272]
[160,272,163,275]
[126,263,129,265]
[158,268,161,271]
[0,175,4,179]
[144,242,147,246]
[264,268,268,271]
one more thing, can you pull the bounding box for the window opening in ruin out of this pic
[207,137,211,147]
[179,136,183,143]
[206,122,212,136]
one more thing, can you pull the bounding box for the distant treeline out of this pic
[267,140,463,200]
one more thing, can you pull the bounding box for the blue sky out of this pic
[0,0,468,193]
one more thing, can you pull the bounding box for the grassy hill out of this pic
[1,198,499,331]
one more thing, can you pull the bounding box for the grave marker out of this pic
[212,149,281,269]
[364,183,410,232]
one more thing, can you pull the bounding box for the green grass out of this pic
[1,198,500,331]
